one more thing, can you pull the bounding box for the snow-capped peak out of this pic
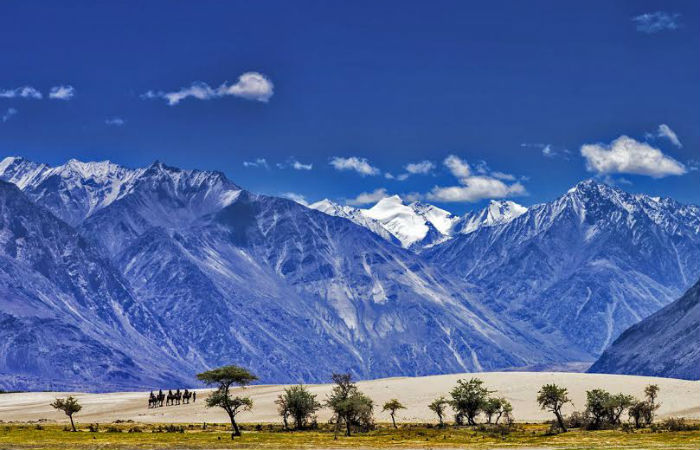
[457,200,528,234]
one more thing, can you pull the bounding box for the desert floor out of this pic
[1,371,698,425]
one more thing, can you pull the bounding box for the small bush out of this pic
[128,426,143,433]
[566,411,589,429]
[105,426,121,433]
[88,424,99,432]
[659,418,700,432]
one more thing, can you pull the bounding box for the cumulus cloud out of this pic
[580,135,686,178]
[329,156,380,176]
[346,188,388,206]
[428,176,526,203]
[443,154,471,178]
[243,158,269,169]
[105,117,125,126]
[2,108,17,122]
[405,160,434,175]
[48,85,75,100]
[0,86,42,99]
[281,192,308,206]
[143,72,274,105]
[633,11,681,33]
[426,155,527,203]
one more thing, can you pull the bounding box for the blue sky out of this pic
[1,0,698,214]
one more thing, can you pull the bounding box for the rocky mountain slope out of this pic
[588,280,700,380]
[425,180,700,357]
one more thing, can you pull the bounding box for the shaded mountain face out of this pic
[588,280,700,380]
[0,181,191,391]
[425,179,700,357]
[0,158,568,389]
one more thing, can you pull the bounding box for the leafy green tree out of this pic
[644,384,660,424]
[196,365,257,438]
[274,393,290,430]
[326,373,374,437]
[50,396,82,432]
[537,384,570,432]
[428,396,449,428]
[279,384,321,430]
[382,398,406,429]
[629,400,652,428]
[585,389,612,429]
[449,378,491,425]
[607,393,635,425]
[483,397,502,424]
[499,398,513,425]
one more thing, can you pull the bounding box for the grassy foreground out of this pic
[1,422,699,450]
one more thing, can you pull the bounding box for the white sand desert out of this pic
[0,372,697,425]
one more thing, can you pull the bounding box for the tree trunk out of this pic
[69,414,76,432]
[333,414,340,440]
[345,417,351,436]
[555,411,567,432]
[438,414,443,428]
[391,412,397,429]
[228,412,241,438]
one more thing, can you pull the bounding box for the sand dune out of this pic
[0,372,697,425]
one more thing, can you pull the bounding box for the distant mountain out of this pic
[1,157,697,390]
[310,196,526,249]
[425,179,700,357]
[0,157,566,389]
[588,280,700,380]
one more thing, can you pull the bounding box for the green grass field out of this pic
[0,422,698,450]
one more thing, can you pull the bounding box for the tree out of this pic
[607,393,635,425]
[449,378,491,425]
[278,384,321,430]
[629,400,652,428]
[537,384,570,432]
[644,384,660,424]
[51,396,82,432]
[326,373,374,437]
[275,394,290,430]
[499,398,514,425]
[585,389,612,429]
[483,397,502,424]
[196,365,258,438]
[382,399,406,429]
[428,396,449,428]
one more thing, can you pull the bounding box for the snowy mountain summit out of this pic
[310,195,527,249]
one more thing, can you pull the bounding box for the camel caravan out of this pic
[148,389,196,408]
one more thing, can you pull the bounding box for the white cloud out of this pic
[405,160,434,175]
[329,156,380,176]
[2,108,17,122]
[243,158,269,169]
[0,86,42,99]
[427,176,526,203]
[346,188,388,205]
[633,11,681,34]
[580,135,686,178]
[443,154,471,178]
[281,192,308,206]
[48,85,75,100]
[384,172,395,179]
[143,72,273,105]
[656,124,682,148]
[105,117,125,126]
[291,159,312,170]
[427,155,527,203]
[491,171,516,181]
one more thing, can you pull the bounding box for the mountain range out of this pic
[0,156,698,390]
